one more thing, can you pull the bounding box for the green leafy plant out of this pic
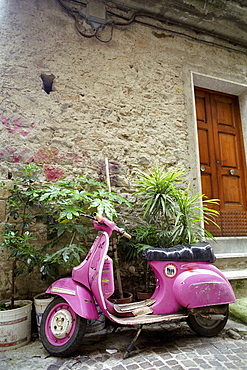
[119,223,158,292]
[120,164,219,295]
[0,164,133,305]
[0,164,42,308]
[135,164,219,247]
[28,176,132,278]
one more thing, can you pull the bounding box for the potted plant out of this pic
[119,223,158,300]
[125,164,220,297]
[0,164,42,350]
[28,171,133,327]
[0,163,133,341]
[135,164,219,245]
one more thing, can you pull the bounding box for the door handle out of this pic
[200,166,205,172]
[229,169,235,175]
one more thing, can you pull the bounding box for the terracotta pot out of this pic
[109,292,133,304]
[136,291,153,301]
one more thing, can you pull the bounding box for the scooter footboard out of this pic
[173,269,236,308]
[46,278,98,319]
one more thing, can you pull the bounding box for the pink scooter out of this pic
[40,214,236,358]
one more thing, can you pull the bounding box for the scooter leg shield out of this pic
[173,269,236,308]
[46,278,98,319]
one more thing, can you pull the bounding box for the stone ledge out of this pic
[208,237,247,254]
[215,252,247,259]
[222,269,247,280]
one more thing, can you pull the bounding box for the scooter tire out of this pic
[187,304,229,337]
[40,296,87,357]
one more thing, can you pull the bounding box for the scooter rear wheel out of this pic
[187,304,229,337]
[40,296,87,357]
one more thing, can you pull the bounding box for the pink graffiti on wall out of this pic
[44,166,65,182]
[28,147,92,166]
[0,147,29,162]
[1,116,35,137]
[0,145,93,167]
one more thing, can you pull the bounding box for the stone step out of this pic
[214,252,247,281]
[208,237,247,254]
[222,269,247,280]
[214,252,247,271]
[216,253,247,259]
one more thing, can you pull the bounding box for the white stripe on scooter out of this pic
[96,231,109,311]
[51,287,76,295]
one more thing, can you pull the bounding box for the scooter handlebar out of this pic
[93,213,104,222]
[93,213,132,239]
[120,229,132,239]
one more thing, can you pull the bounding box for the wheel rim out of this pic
[45,302,76,346]
[194,314,225,329]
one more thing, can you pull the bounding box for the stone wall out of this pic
[0,0,247,299]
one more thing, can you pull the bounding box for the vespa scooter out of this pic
[40,213,236,358]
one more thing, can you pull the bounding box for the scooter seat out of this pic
[142,241,216,263]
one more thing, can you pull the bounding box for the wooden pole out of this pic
[105,157,111,193]
[105,157,123,299]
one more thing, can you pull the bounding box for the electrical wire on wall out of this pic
[56,0,96,38]
[56,0,247,54]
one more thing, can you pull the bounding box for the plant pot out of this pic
[109,292,133,304]
[86,303,105,333]
[0,300,32,351]
[34,293,54,337]
[136,291,153,301]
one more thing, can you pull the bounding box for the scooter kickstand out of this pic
[123,325,143,359]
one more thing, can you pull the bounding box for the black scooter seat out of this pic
[142,242,216,263]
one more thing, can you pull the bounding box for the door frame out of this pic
[190,73,247,192]
[187,72,247,242]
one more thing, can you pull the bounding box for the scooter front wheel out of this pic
[187,304,229,337]
[40,296,87,357]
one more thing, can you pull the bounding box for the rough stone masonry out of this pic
[0,0,247,299]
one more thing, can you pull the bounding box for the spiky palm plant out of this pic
[135,164,219,246]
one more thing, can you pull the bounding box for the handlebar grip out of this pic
[93,213,103,222]
[93,213,131,239]
[122,231,132,239]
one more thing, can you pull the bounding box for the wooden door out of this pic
[195,87,247,236]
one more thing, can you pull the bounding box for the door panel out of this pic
[198,129,210,165]
[219,133,237,168]
[222,176,241,203]
[201,174,213,199]
[196,88,247,236]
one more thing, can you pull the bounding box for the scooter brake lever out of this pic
[80,213,95,220]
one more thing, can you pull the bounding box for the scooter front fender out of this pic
[46,278,98,319]
[173,269,236,308]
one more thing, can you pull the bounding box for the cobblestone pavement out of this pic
[1,319,247,370]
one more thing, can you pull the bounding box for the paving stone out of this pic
[126,364,140,370]
[196,363,212,369]
[165,359,180,367]
[152,360,166,367]
[1,320,247,370]
[224,363,238,369]
[180,360,198,367]
[138,361,154,368]
[208,360,226,367]
[47,365,61,370]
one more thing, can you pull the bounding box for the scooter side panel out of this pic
[173,269,236,308]
[46,278,98,319]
